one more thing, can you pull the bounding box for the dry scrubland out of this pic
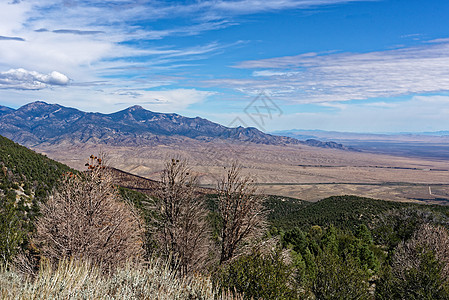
[0,258,232,300]
[35,140,449,203]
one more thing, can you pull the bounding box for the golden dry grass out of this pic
[0,258,241,299]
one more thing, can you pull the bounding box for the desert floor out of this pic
[35,140,449,204]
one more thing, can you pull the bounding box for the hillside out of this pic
[0,134,73,207]
[266,194,449,232]
[0,134,74,263]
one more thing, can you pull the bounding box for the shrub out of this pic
[214,247,297,299]
[376,224,449,299]
[373,208,449,251]
[311,250,371,300]
[216,162,266,264]
[34,158,144,270]
[0,203,25,266]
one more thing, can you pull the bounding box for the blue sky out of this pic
[1,0,449,133]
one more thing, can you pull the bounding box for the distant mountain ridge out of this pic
[0,101,350,150]
[273,129,449,140]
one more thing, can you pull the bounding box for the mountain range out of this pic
[0,101,351,150]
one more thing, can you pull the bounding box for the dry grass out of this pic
[0,257,241,299]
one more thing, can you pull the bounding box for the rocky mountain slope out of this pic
[0,101,350,150]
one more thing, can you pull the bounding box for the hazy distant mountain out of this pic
[273,129,449,160]
[273,129,449,142]
[0,101,349,150]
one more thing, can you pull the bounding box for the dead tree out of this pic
[393,223,449,280]
[34,156,144,270]
[152,158,210,275]
[217,162,267,264]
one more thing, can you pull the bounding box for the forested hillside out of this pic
[267,195,449,232]
[0,134,73,203]
[0,135,73,264]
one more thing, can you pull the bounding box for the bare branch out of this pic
[217,162,267,264]
[34,156,145,271]
[151,158,211,275]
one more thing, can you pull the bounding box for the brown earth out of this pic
[33,139,449,204]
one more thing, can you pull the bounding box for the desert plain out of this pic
[33,138,449,204]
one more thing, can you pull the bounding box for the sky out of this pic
[1,0,449,133]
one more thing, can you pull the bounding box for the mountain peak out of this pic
[19,101,57,111]
[27,100,51,106]
[127,105,145,111]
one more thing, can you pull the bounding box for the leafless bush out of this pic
[34,156,144,271]
[217,162,267,264]
[393,223,449,281]
[152,158,211,275]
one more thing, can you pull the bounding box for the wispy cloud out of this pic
[0,68,69,90]
[202,0,370,14]
[252,70,299,77]
[140,0,375,21]
[225,41,449,103]
[52,29,105,35]
[0,85,214,114]
[0,1,246,79]
[0,35,25,41]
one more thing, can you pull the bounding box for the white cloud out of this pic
[364,101,398,108]
[184,0,373,18]
[252,70,299,77]
[0,68,69,90]
[223,42,449,103]
[0,1,31,35]
[319,102,348,110]
[107,88,216,111]
[414,95,449,104]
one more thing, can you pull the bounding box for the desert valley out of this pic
[2,101,448,204]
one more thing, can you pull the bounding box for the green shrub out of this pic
[377,249,449,300]
[0,204,25,266]
[214,247,297,299]
[376,224,449,299]
[311,250,371,300]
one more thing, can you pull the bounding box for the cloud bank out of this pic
[0,68,69,90]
